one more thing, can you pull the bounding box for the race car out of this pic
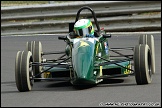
[15,6,155,92]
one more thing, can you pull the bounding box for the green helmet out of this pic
[74,19,94,37]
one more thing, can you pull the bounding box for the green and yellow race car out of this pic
[15,6,155,92]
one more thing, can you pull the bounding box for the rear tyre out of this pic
[26,41,33,52]
[139,34,155,74]
[134,44,152,85]
[32,41,43,81]
[26,41,43,81]
[15,51,34,92]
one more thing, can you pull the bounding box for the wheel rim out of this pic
[29,56,34,86]
[148,50,152,77]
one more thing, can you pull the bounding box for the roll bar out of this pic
[75,6,101,33]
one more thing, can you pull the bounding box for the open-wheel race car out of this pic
[15,6,155,92]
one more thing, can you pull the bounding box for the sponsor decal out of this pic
[104,42,108,54]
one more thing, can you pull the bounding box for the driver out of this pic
[73,19,95,38]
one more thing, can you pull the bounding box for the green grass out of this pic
[139,12,161,15]
[1,1,71,6]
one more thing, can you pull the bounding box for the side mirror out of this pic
[69,22,75,33]
[103,34,111,38]
[58,36,67,40]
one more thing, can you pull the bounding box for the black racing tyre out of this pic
[26,41,33,52]
[26,41,43,81]
[32,41,43,81]
[139,34,155,74]
[134,44,152,85]
[15,51,34,92]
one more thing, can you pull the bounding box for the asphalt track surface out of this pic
[1,33,161,107]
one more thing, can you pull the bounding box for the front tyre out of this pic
[134,44,152,85]
[15,51,34,92]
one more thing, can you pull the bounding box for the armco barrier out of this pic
[1,1,161,36]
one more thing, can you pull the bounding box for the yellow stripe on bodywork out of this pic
[100,66,103,76]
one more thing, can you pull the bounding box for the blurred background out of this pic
[1,1,161,36]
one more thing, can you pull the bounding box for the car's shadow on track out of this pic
[1,81,20,94]
[32,81,97,91]
[32,77,136,91]
[1,77,136,93]
[97,78,136,87]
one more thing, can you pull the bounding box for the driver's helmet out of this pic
[74,19,94,37]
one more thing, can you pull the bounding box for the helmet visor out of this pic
[76,26,93,37]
